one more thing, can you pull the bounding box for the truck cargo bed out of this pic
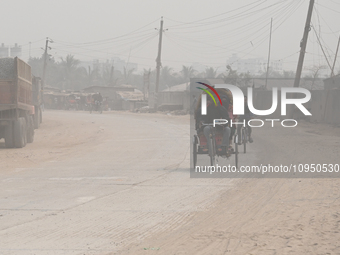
[0,57,32,113]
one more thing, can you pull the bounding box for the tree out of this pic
[78,66,100,87]
[180,65,196,84]
[238,72,252,87]
[283,70,295,78]
[60,54,83,90]
[29,55,61,88]
[160,66,174,90]
[102,65,116,86]
[303,65,327,90]
[223,65,239,85]
[28,57,44,77]
[204,67,217,78]
[123,66,135,84]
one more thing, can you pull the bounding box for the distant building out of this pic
[162,83,189,92]
[111,57,137,73]
[92,59,112,74]
[0,43,9,57]
[227,54,283,75]
[10,43,21,57]
[323,75,340,90]
[0,43,21,58]
[81,84,135,99]
[81,85,144,110]
[252,78,324,90]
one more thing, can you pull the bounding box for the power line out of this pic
[315,2,340,14]
[168,1,286,30]
[165,0,266,27]
[54,18,160,46]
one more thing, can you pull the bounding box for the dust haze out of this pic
[1,1,340,255]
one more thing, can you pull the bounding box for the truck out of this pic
[0,57,36,148]
[32,76,43,129]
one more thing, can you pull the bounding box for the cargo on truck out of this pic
[0,57,36,148]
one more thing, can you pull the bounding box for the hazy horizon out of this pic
[2,0,340,74]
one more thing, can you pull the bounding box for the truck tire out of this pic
[39,107,42,124]
[26,116,34,143]
[34,106,40,129]
[14,118,27,148]
[4,122,14,148]
[22,118,27,146]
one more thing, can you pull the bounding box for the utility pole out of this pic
[155,17,164,109]
[312,26,332,70]
[110,65,114,86]
[143,72,147,101]
[265,18,273,89]
[148,70,151,100]
[331,35,340,77]
[143,70,152,101]
[88,66,91,86]
[42,37,52,88]
[294,0,315,87]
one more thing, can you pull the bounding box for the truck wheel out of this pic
[14,118,27,148]
[34,106,40,129]
[39,107,42,124]
[26,116,34,143]
[4,122,14,148]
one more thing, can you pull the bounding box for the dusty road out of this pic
[1,110,340,255]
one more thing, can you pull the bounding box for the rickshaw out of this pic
[65,94,79,110]
[193,123,239,169]
[192,87,239,168]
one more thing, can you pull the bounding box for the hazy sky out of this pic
[2,0,340,74]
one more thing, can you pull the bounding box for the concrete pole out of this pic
[294,0,315,87]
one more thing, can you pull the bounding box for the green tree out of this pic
[238,72,252,87]
[181,65,195,83]
[123,66,135,84]
[204,67,217,78]
[60,54,83,90]
[283,70,295,78]
[28,55,61,88]
[160,66,174,90]
[28,57,44,77]
[223,65,239,85]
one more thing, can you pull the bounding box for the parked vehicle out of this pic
[0,57,37,148]
[32,76,43,129]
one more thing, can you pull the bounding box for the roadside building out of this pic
[81,85,145,111]
[323,75,340,90]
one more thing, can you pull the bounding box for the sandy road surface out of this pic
[124,120,340,255]
[1,111,340,255]
[0,110,236,255]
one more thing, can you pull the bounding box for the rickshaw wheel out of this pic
[208,135,216,167]
[193,135,198,168]
[235,142,239,169]
[242,128,247,154]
